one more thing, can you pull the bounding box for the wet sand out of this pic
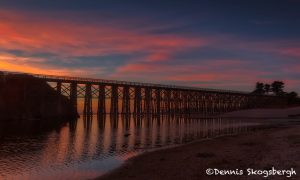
[220,107,300,118]
[96,120,300,180]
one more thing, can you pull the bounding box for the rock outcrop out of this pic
[0,73,78,122]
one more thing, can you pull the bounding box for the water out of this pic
[0,115,262,180]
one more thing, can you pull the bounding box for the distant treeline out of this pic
[252,81,300,105]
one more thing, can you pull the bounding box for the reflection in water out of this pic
[0,115,261,180]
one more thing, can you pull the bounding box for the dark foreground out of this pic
[97,120,300,180]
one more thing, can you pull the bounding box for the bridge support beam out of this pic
[156,89,161,115]
[183,91,189,114]
[98,85,106,115]
[110,85,118,115]
[134,87,142,114]
[144,87,151,114]
[165,90,171,114]
[84,83,93,116]
[56,82,62,115]
[70,82,77,114]
[122,86,130,114]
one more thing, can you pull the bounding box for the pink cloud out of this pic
[0,10,207,57]
[145,52,171,62]
[1,10,299,93]
[278,48,300,57]
[111,57,280,92]
[0,9,214,79]
[0,9,211,77]
[114,59,266,83]
[166,69,267,82]
[116,64,155,73]
[167,74,217,81]
[205,34,300,59]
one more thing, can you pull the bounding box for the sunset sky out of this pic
[0,0,300,92]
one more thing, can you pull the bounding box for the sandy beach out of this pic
[219,107,300,118]
[96,117,300,180]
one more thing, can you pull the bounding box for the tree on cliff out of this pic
[253,81,285,96]
[252,82,265,95]
[252,81,300,105]
[271,81,285,96]
[264,84,271,94]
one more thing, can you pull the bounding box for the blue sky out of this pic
[0,0,299,92]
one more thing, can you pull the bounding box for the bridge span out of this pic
[1,71,287,116]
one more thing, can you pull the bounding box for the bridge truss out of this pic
[1,71,287,116]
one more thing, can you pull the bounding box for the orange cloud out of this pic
[0,10,206,56]
[1,10,299,93]
[0,59,65,75]
[0,9,209,75]
[0,54,103,76]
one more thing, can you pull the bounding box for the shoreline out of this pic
[218,107,300,118]
[96,120,300,180]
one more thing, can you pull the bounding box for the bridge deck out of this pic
[1,71,250,95]
[1,70,286,116]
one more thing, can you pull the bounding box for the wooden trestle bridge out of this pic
[2,71,287,116]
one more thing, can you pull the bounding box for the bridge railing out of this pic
[1,70,252,95]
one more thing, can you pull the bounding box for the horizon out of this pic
[0,0,300,93]
[2,70,294,95]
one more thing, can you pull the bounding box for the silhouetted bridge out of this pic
[1,71,287,116]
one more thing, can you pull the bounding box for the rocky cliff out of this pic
[0,73,78,122]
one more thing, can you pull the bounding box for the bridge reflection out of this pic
[71,114,259,158]
[0,114,262,179]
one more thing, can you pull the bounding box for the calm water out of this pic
[0,115,262,180]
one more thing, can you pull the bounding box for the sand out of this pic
[219,107,300,118]
[96,120,300,180]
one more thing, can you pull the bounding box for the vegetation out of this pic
[252,81,300,105]
[264,83,271,94]
[253,82,265,95]
[271,81,285,96]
